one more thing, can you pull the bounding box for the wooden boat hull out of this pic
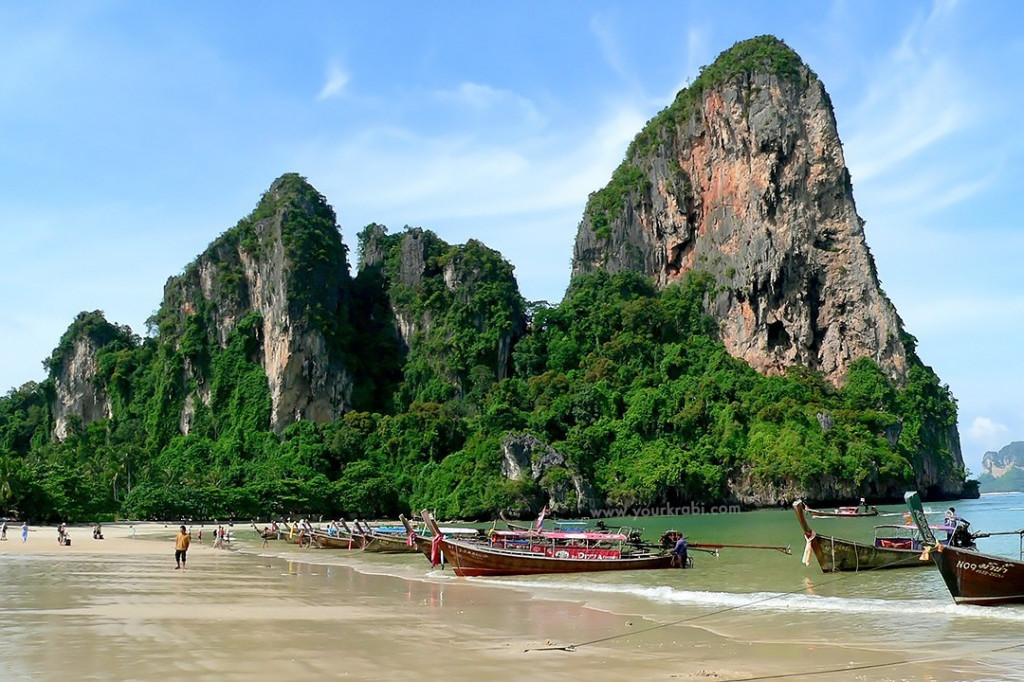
[310,531,363,549]
[805,535,928,572]
[361,533,420,554]
[806,506,878,518]
[436,537,675,577]
[905,490,1024,606]
[794,500,927,572]
[930,544,1024,605]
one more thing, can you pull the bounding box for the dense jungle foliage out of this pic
[0,256,962,523]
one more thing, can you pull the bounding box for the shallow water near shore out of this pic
[1,493,1021,681]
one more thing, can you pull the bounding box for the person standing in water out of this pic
[174,525,191,570]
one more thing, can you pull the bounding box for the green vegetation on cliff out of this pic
[0,262,960,521]
[0,155,964,522]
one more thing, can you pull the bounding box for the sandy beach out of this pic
[1,521,1020,681]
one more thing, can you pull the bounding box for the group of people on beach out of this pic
[0,521,41,542]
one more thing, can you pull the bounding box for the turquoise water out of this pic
[239,492,1024,679]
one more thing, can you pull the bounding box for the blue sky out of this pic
[2,1,1022,477]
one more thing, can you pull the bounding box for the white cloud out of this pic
[968,417,1010,448]
[590,12,628,81]
[316,62,349,101]
[434,82,543,125]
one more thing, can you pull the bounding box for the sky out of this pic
[2,1,1023,477]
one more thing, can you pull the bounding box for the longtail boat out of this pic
[310,529,362,549]
[905,491,1024,606]
[804,503,878,518]
[794,499,941,572]
[399,514,488,566]
[420,510,680,577]
[353,520,420,554]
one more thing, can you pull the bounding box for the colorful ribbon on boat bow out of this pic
[801,531,815,566]
[920,541,942,561]
[430,534,442,567]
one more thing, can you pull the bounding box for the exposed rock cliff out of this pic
[47,311,133,441]
[500,432,600,515]
[571,36,966,501]
[572,36,907,388]
[978,442,1024,492]
[161,173,354,432]
[51,336,111,440]
[357,224,527,403]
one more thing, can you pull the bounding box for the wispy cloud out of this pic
[434,82,543,125]
[843,1,978,187]
[316,62,349,101]
[297,117,608,223]
[968,417,1010,449]
[589,12,628,81]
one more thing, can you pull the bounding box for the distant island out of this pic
[977,442,1024,492]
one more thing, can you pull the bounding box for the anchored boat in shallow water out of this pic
[418,510,683,577]
[905,490,1024,606]
[793,499,945,572]
[803,503,878,518]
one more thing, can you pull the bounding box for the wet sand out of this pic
[0,524,1016,681]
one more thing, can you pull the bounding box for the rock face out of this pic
[500,432,600,515]
[978,442,1024,492]
[982,445,1024,478]
[357,224,527,389]
[572,36,907,387]
[162,173,354,432]
[47,311,135,442]
[51,335,112,440]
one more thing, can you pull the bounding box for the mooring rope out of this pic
[523,552,1024,677]
[524,552,928,653]
[732,640,1024,682]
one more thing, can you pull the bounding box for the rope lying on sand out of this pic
[523,553,1024,679]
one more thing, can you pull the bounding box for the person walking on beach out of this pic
[21,521,28,542]
[1,520,7,540]
[175,525,191,570]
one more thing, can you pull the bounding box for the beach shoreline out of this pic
[1,523,1017,681]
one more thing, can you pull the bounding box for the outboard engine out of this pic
[949,521,977,550]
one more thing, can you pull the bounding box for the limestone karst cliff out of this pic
[357,224,527,407]
[14,37,972,525]
[159,173,355,433]
[978,442,1024,492]
[571,35,965,500]
[572,36,907,389]
[46,311,131,440]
